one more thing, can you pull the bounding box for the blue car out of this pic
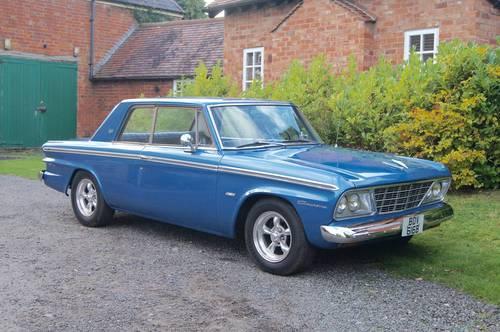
[41,98,453,275]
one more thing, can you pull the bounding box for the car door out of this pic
[97,105,154,213]
[138,106,222,234]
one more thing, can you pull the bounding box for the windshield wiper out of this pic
[236,141,285,149]
[280,139,315,144]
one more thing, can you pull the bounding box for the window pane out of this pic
[409,35,421,52]
[423,33,435,52]
[246,67,254,81]
[153,107,196,145]
[119,108,154,143]
[255,52,262,66]
[422,53,434,62]
[246,52,254,66]
[254,67,262,80]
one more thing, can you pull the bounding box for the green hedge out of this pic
[177,41,500,189]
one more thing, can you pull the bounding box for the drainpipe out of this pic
[89,0,96,80]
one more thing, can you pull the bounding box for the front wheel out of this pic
[245,199,315,275]
[71,171,114,227]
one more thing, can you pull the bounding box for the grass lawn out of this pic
[0,150,44,180]
[365,191,500,305]
[1,150,499,304]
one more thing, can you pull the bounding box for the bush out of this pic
[177,41,499,189]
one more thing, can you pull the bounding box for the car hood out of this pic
[261,145,450,188]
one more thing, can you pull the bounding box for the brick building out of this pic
[0,0,223,145]
[207,0,500,91]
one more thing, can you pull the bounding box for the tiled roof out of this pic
[106,0,184,14]
[94,19,224,80]
[207,0,376,21]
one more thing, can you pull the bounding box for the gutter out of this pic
[89,0,96,80]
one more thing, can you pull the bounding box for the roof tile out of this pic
[107,0,184,14]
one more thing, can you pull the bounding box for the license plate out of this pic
[401,214,424,237]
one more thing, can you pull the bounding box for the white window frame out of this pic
[404,28,439,61]
[242,47,264,91]
[172,78,193,97]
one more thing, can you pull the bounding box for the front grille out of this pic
[374,181,433,214]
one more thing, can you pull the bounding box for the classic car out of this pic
[40,98,453,275]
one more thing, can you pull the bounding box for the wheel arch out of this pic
[233,192,298,241]
[66,168,105,199]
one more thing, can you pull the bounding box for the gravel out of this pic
[0,175,498,331]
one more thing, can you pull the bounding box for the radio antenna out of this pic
[334,113,341,148]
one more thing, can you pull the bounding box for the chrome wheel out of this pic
[75,179,98,217]
[253,211,292,263]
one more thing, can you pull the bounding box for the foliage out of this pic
[175,0,207,19]
[133,9,173,23]
[177,41,500,189]
[181,62,239,97]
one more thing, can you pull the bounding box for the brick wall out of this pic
[0,0,175,136]
[224,0,373,87]
[87,80,173,133]
[357,0,500,66]
[223,0,499,89]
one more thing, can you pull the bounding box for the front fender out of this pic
[219,180,339,245]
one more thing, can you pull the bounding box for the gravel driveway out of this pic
[0,175,498,331]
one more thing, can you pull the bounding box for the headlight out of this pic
[422,178,451,205]
[334,190,375,219]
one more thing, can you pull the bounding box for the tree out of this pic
[176,0,207,19]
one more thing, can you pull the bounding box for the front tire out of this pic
[71,171,113,227]
[245,198,315,275]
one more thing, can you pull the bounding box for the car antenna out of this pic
[334,114,341,148]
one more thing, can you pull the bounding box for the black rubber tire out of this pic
[244,198,315,275]
[71,171,114,227]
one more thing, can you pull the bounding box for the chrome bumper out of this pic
[38,170,45,182]
[321,203,453,244]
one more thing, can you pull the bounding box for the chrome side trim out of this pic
[219,165,338,191]
[42,147,217,171]
[43,147,141,161]
[321,203,453,244]
[42,147,338,191]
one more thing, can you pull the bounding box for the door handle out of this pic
[140,155,152,161]
[36,101,47,113]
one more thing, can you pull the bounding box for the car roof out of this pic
[121,97,292,107]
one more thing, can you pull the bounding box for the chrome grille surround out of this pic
[373,181,433,214]
[333,178,451,220]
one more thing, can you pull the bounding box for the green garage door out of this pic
[0,56,77,147]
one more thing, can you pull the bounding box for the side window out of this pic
[119,107,155,143]
[153,107,214,147]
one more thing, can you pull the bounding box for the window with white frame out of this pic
[243,47,264,90]
[173,79,193,97]
[404,28,439,62]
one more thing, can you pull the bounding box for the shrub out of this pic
[176,41,499,189]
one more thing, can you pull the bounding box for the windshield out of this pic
[210,105,321,148]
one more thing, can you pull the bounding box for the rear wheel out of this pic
[245,198,315,275]
[71,171,113,227]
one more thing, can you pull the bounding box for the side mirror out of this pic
[180,133,196,153]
